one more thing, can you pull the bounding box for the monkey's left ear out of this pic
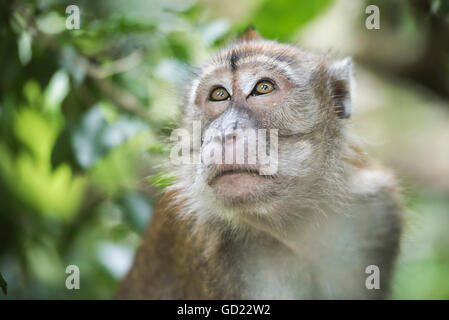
[328,57,353,119]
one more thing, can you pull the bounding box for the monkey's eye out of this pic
[252,80,275,96]
[209,87,230,101]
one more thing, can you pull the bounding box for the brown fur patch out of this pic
[116,189,242,299]
[237,26,262,42]
[343,144,371,169]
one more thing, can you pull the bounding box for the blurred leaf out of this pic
[23,80,43,109]
[247,0,333,40]
[120,191,152,233]
[97,243,134,279]
[44,69,70,114]
[90,133,150,197]
[87,15,156,35]
[14,108,60,163]
[60,46,88,84]
[72,104,148,169]
[0,146,86,220]
[0,79,86,219]
[18,31,32,65]
[36,11,65,34]
[431,0,449,16]
[26,243,65,287]
[0,272,7,295]
[98,101,119,123]
[199,19,231,46]
[174,2,203,22]
[72,106,109,169]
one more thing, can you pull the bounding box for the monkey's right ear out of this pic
[328,57,353,119]
[237,26,263,42]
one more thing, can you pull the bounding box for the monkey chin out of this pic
[210,172,276,205]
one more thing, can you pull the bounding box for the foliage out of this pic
[248,0,333,40]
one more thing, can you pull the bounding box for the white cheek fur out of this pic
[278,141,313,177]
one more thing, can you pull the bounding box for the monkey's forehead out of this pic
[208,40,319,71]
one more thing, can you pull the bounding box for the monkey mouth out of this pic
[208,164,261,183]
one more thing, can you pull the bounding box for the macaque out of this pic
[117,28,402,299]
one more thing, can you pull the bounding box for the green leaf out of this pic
[18,31,32,65]
[90,133,150,196]
[431,0,449,16]
[0,272,7,295]
[1,96,86,220]
[36,11,66,34]
[14,108,60,163]
[73,105,148,169]
[247,0,333,40]
[0,149,86,220]
[119,191,152,233]
[44,69,70,114]
[23,80,43,108]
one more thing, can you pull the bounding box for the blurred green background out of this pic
[0,0,448,299]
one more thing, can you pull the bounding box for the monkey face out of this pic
[176,40,352,218]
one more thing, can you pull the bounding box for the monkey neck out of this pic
[173,166,351,256]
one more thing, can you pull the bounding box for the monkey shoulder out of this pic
[343,146,403,226]
[338,148,403,298]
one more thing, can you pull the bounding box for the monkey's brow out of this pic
[201,53,298,83]
[223,51,295,69]
[229,51,239,71]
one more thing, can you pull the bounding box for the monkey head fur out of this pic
[170,30,357,230]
